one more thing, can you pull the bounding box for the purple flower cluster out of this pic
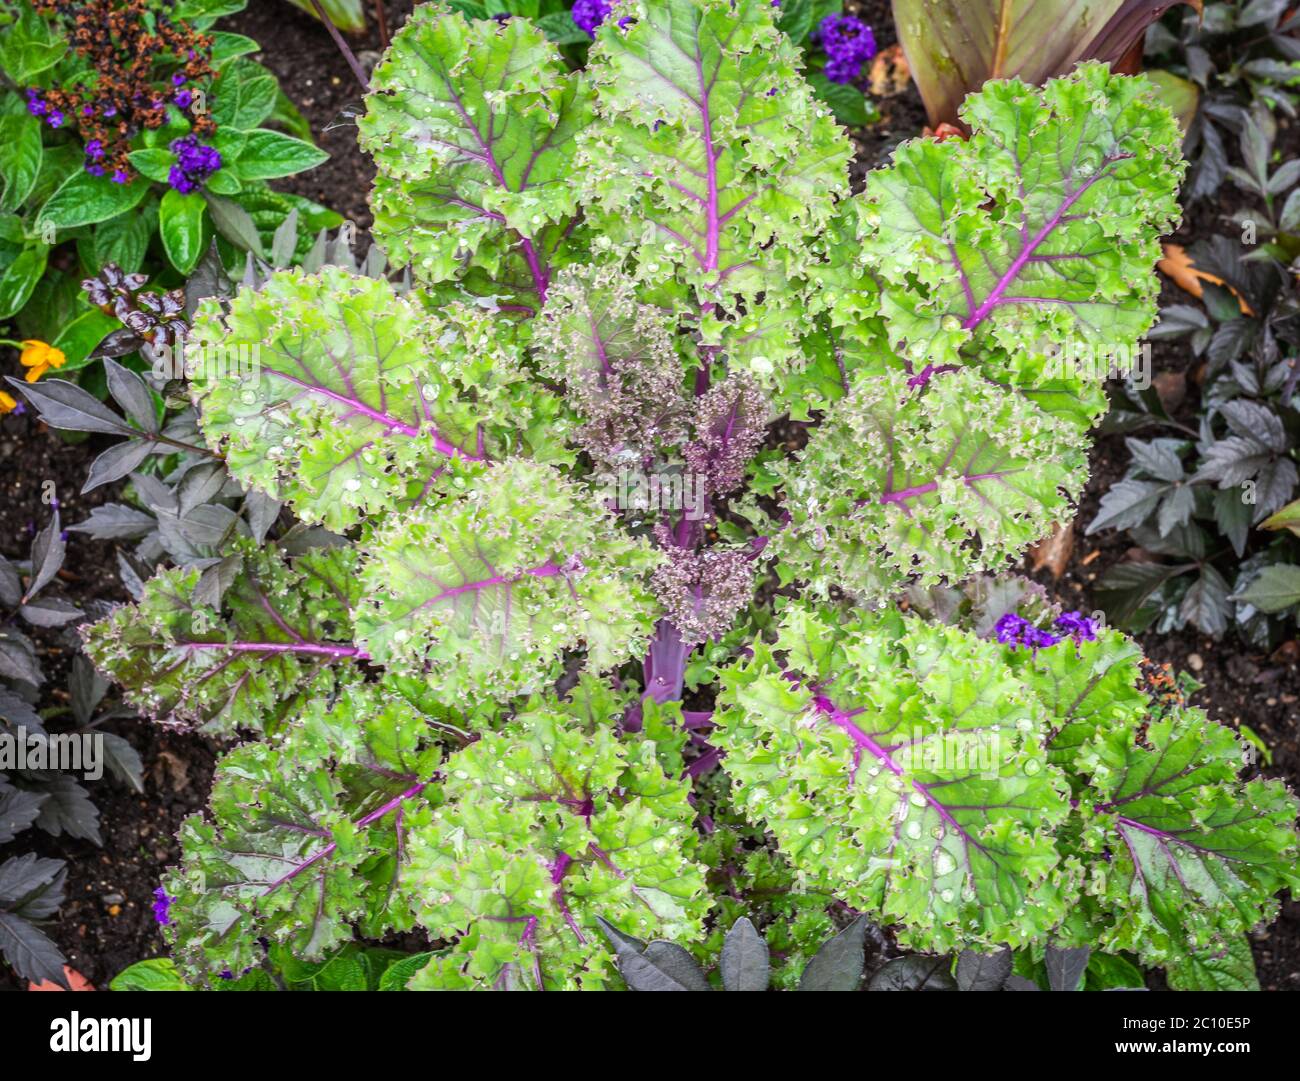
[994,611,1100,653]
[572,0,610,35]
[1054,610,1099,643]
[168,135,222,194]
[815,13,877,84]
[26,89,63,129]
[83,137,109,179]
[995,613,1060,651]
[152,886,173,926]
[173,72,195,110]
[572,0,630,36]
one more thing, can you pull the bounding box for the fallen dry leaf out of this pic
[868,44,911,97]
[152,748,190,793]
[1158,242,1254,315]
[29,966,95,991]
[1270,640,1300,664]
[1029,521,1074,580]
[1152,370,1187,412]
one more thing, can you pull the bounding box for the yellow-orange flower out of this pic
[0,389,16,413]
[19,340,65,382]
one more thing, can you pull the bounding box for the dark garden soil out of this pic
[0,0,1295,991]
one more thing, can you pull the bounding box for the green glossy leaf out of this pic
[210,58,279,130]
[50,307,120,373]
[84,199,158,275]
[0,113,43,212]
[37,171,150,230]
[0,6,68,82]
[0,246,47,319]
[160,188,208,274]
[127,148,176,184]
[808,73,878,128]
[110,958,191,991]
[209,30,261,68]
[232,129,328,180]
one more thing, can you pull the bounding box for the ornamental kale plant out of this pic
[0,0,336,358]
[34,0,1296,990]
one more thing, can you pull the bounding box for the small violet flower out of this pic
[814,13,877,85]
[167,135,222,194]
[572,0,630,36]
[994,610,1100,653]
[1055,611,1099,643]
[993,613,1061,652]
[152,886,173,926]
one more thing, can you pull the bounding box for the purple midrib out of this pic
[812,694,982,851]
[183,641,369,659]
[261,777,431,894]
[1111,810,1258,865]
[420,559,564,608]
[265,368,483,462]
[695,52,721,272]
[436,68,549,302]
[960,156,1127,331]
[880,469,1018,506]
